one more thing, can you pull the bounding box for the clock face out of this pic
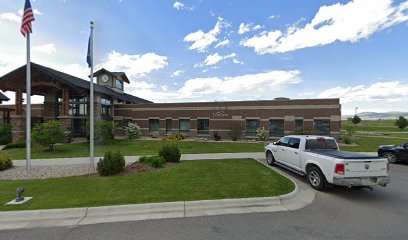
[101,74,109,83]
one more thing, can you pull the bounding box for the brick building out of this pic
[0,63,341,142]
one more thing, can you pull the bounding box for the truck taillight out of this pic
[335,164,345,175]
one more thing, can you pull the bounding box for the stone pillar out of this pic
[284,115,295,135]
[62,89,70,116]
[11,115,25,142]
[43,90,58,121]
[58,115,73,143]
[303,119,314,135]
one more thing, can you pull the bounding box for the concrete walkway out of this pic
[12,152,266,166]
[1,152,317,230]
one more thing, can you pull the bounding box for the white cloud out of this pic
[195,52,242,67]
[268,15,280,20]
[183,17,230,52]
[171,70,184,77]
[33,43,57,54]
[232,58,244,65]
[241,0,408,54]
[214,39,230,48]
[161,85,168,91]
[101,51,168,78]
[318,81,408,103]
[18,9,43,16]
[173,1,194,11]
[125,70,301,103]
[0,13,20,23]
[127,81,156,90]
[299,91,315,97]
[238,22,263,34]
[176,70,302,100]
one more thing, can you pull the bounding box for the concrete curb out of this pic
[1,157,315,230]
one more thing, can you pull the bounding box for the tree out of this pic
[351,115,361,126]
[32,120,65,151]
[395,116,408,131]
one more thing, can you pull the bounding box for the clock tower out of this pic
[93,68,130,93]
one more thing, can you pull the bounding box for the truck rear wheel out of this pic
[307,166,326,191]
[266,151,276,166]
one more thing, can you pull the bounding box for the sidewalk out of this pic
[12,152,266,166]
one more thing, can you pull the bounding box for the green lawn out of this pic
[0,159,294,211]
[3,139,265,160]
[342,120,407,133]
[340,136,406,152]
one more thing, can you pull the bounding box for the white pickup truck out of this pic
[264,135,390,190]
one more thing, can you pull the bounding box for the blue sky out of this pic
[1,0,408,115]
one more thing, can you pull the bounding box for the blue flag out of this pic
[86,36,92,68]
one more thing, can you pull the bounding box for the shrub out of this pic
[88,119,116,145]
[0,124,12,145]
[32,120,65,151]
[395,116,408,131]
[163,132,185,141]
[256,127,269,141]
[125,122,142,139]
[139,155,165,168]
[213,131,221,141]
[3,140,26,150]
[158,143,181,162]
[351,115,361,125]
[343,135,352,144]
[97,150,125,176]
[228,124,242,141]
[0,152,13,171]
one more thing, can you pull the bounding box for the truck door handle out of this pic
[294,152,298,154]
[281,149,285,151]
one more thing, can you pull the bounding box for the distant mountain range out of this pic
[342,111,408,120]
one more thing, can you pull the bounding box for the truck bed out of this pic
[307,150,380,160]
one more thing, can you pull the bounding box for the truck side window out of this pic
[277,137,290,147]
[289,138,300,149]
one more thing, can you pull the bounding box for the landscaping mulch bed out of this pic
[87,162,177,177]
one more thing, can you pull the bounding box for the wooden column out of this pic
[15,89,23,115]
[62,89,70,115]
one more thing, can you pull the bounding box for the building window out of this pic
[197,119,209,135]
[149,119,160,134]
[101,98,112,118]
[245,119,260,137]
[62,96,87,116]
[295,119,304,134]
[269,119,284,137]
[166,119,172,135]
[314,119,331,136]
[179,119,190,136]
[123,119,132,129]
[115,79,123,90]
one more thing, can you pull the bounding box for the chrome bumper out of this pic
[333,176,390,187]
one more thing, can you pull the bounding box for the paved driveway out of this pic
[1,160,407,240]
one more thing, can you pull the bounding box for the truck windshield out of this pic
[305,139,338,150]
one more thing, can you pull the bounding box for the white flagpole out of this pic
[90,21,94,169]
[26,34,31,172]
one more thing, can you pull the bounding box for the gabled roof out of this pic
[0,92,9,102]
[93,68,130,83]
[0,63,152,104]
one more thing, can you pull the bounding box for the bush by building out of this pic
[31,120,65,151]
[163,133,185,141]
[256,127,269,141]
[3,140,26,150]
[0,152,13,171]
[97,150,125,176]
[0,124,12,145]
[88,119,116,145]
[158,142,181,162]
[125,122,142,140]
[213,131,221,141]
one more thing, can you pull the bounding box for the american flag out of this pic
[20,0,35,37]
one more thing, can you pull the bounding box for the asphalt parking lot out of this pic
[1,161,407,240]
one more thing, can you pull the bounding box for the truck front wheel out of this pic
[307,166,326,191]
[266,151,276,166]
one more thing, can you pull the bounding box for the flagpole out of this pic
[89,21,94,169]
[26,34,31,172]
